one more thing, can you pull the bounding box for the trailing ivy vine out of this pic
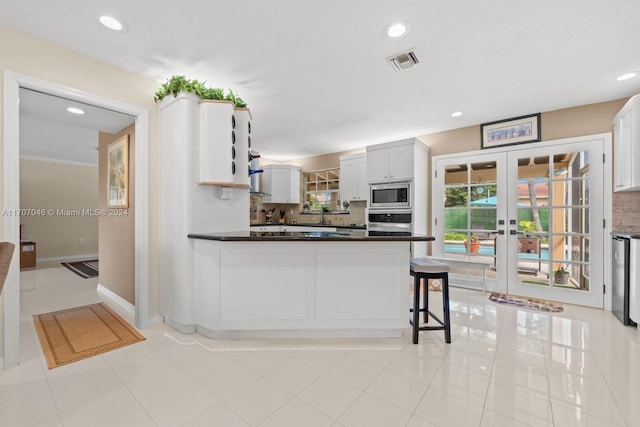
[154,75,248,108]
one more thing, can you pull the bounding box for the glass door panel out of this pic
[507,142,604,307]
[435,153,507,290]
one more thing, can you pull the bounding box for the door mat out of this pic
[488,293,563,313]
[61,260,99,278]
[33,303,145,369]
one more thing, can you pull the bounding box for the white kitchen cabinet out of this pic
[613,94,640,191]
[192,238,410,337]
[339,153,368,201]
[366,139,415,182]
[262,165,301,204]
[199,100,236,185]
[365,138,429,257]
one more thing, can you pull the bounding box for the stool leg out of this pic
[442,273,451,344]
[423,277,429,324]
[412,273,420,344]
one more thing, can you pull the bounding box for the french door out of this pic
[433,136,607,308]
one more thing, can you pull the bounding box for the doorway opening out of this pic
[2,71,150,369]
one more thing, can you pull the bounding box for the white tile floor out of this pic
[3,266,640,426]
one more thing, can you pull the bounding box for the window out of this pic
[304,168,340,211]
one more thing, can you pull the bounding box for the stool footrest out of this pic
[409,310,445,328]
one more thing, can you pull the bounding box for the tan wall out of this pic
[19,158,98,259]
[99,125,135,304]
[418,99,628,157]
[418,98,637,235]
[0,25,160,357]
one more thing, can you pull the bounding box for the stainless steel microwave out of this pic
[369,182,411,209]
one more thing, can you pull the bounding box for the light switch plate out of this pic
[221,187,233,200]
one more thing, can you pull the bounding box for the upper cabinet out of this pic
[339,153,368,201]
[199,100,236,184]
[197,101,252,188]
[613,94,640,192]
[366,139,420,182]
[262,165,301,204]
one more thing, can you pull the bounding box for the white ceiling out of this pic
[19,89,135,165]
[4,1,640,161]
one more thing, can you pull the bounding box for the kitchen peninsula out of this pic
[180,231,433,338]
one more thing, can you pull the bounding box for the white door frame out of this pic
[432,133,612,309]
[2,70,150,369]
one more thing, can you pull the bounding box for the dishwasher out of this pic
[612,233,640,326]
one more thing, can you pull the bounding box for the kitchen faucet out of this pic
[319,209,325,225]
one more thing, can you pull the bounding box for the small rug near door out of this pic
[61,260,99,278]
[489,293,563,313]
[33,303,145,369]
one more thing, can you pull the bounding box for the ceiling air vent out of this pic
[387,49,419,71]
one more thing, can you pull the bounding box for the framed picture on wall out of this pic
[107,135,129,208]
[481,113,541,149]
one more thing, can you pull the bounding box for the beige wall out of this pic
[99,125,135,304]
[19,158,98,259]
[418,99,628,157]
[418,98,639,235]
[0,24,160,358]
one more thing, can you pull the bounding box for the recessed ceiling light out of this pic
[451,111,463,117]
[99,15,125,31]
[385,22,409,39]
[617,72,637,81]
[67,107,85,115]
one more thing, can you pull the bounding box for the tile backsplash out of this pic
[613,191,640,234]
[251,195,367,226]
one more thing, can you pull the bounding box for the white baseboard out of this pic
[37,253,99,263]
[148,315,164,326]
[97,283,135,323]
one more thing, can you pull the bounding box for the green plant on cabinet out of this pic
[154,75,248,108]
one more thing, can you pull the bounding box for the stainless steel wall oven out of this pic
[368,210,412,236]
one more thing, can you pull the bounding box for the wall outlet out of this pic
[221,187,233,200]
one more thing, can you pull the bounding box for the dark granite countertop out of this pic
[250,223,367,230]
[612,231,640,239]
[188,230,434,242]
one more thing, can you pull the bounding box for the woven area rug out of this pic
[61,260,99,278]
[33,303,145,369]
[489,293,563,313]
